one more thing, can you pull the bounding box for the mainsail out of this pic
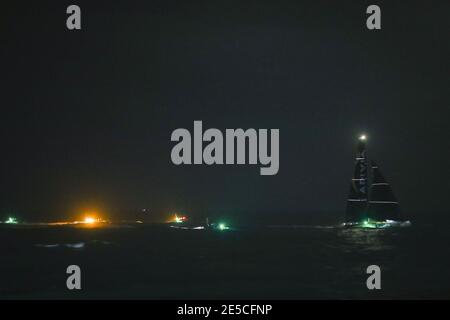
[345,137,369,222]
[367,160,401,221]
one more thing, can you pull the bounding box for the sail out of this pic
[345,138,369,222]
[367,160,401,221]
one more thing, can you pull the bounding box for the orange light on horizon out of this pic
[169,213,187,223]
[84,216,97,224]
[76,211,107,225]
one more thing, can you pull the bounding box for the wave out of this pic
[34,240,113,249]
[267,224,338,229]
[64,242,85,249]
[34,244,61,248]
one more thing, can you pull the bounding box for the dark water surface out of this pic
[0,221,449,299]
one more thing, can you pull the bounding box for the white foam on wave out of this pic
[34,240,115,249]
[64,242,85,249]
[34,244,60,248]
[34,242,86,249]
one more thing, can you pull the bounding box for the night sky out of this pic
[1,0,449,222]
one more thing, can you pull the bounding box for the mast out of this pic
[345,135,369,222]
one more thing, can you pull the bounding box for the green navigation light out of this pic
[218,223,229,231]
[361,219,378,229]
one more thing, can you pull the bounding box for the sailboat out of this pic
[343,134,411,228]
[169,215,231,231]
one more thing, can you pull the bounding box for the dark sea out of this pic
[1,217,449,299]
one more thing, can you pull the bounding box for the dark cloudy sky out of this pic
[1,0,449,222]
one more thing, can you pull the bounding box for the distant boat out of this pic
[204,217,229,231]
[1,217,19,224]
[343,135,411,228]
[169,216,230,231]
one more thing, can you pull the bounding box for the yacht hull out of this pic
[342,220,412,229]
